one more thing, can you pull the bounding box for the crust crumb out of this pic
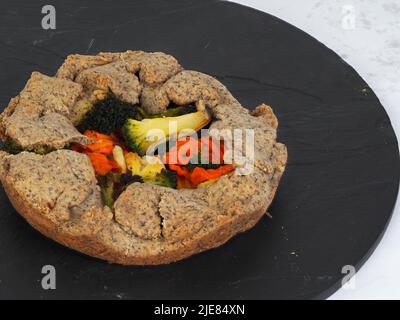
[251,103,279,129]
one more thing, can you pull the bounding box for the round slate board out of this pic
[0,0,399,300]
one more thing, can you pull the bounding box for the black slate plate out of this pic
[0,0,399,300]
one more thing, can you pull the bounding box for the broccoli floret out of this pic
[78,94,139,134]
[145,169,177,188]
[123,109,211,155]
[70,99,94,126]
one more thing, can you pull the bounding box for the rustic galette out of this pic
[0,51,287,265]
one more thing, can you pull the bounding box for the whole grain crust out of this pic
[0,51,287,265]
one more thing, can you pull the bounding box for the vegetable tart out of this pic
[0,51,287,265]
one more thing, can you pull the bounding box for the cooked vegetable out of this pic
[125,152,142,175]
[123,152,177,188]
[140,156,165,179]
[120,172,144,185]
[139,104,197,119]
[83,130,119,155]
[163,136,224,166]
[113,172,144,200]
[112,145,127,173]
[71,131,122,175]
[99,172,139,208]
[69,100,231,190]
[84,130,117,142]
[164,136,234,188]
[71,89,107,125]
[169,163,234,187]
[155,104,197,118]
[86,139,114,155]
[78,94,139,134]
[186,163,221,171]
[163,136,198,165]
[146,169,177,188]
[99,174,115,208]
[189,165,234,186]
[87,152,120,175]
[125,153,163,178]
[98,168,175,208]
[177,175,194,190]
[123,109,211,155]
[169,164,191,180]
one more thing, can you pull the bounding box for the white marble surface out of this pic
[231,0,400,300]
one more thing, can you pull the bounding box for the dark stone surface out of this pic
[0,0,398,299]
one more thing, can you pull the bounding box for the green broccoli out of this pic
[78,94,140,134]
[144,169,177,188]
[123,109,211,155]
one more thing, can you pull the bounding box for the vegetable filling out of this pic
[69,94,234,207]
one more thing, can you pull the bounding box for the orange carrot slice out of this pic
[87,153,120,175]
[190,165,234,186]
